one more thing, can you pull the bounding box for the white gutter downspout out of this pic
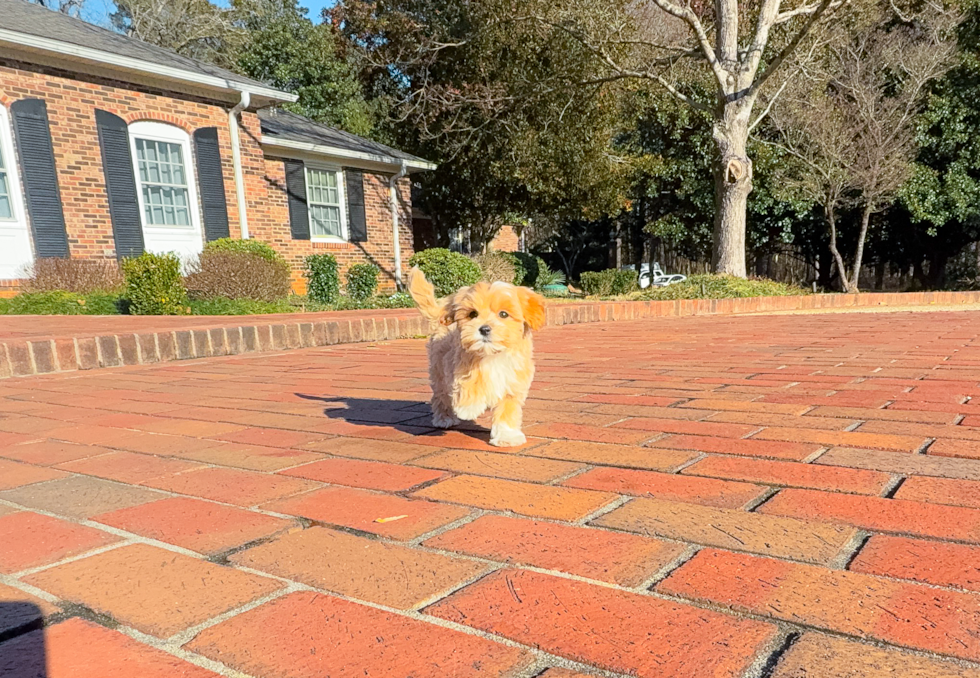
[390,160,409,288]
[229,91,251,239]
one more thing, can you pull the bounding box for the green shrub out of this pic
[203,238,283,264]
[0,290,125,315]
[511,253,543,287]
[409,248,482,296]
[188,297,293,315]
[638,274,808,300]
[580,268,637,296]
[579,271,610,296]
[346,263,379,300]
[305,253,340,304]
[534,261,567,290]
[612,269,638,295]
[473,251,517,284]
[328,292,415,311]
[121,252,187,315]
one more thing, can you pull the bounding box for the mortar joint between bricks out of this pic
[575,494,631,526]
[545,464,594,486]
[743,486,781,512]
[635,543,701,591]
[916,438,936,454]
[801,447,829,464]
[829,530,871,571]
[881,475,906,499]
[407,509,485,547]
[743,630,801,678]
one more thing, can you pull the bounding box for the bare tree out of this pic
[504,0,852,276]
[30,0,87,17]
[111,0,243,67]
[771,4,956,291]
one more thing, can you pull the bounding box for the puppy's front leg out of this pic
[453,376,486,422]
[490,394,526,447]
[430,392,460,429]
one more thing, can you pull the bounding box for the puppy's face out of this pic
[447,281,546,356]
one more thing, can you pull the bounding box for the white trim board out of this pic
[0,28,296,105]
[261,136,437,172]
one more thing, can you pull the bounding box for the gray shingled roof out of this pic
[258,108,431,166]
[0,0,287,97]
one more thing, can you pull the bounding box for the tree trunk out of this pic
[711,101,753,278]
[928,250,949,289]
[848,204,873,293]
[826,205,851,293]
[874,260,885,290]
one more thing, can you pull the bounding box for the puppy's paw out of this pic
[490,428,527,448]
[431,412,461,429]
[453,403,486,422]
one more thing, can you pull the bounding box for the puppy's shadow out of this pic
[295,394,493,443]
[1,602,47,677]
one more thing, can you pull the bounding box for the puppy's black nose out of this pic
[479,325,492,337]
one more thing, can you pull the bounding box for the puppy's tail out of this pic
[408,267,445,325]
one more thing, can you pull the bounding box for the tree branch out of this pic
[748,76,792,132]
[647,0,730,90]
[774,0,845,24]
[751,0,842,95]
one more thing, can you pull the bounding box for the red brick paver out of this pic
[5,309,980,676]
[428,568,777,678]
[659,548,980,661]
[187,590,534,677]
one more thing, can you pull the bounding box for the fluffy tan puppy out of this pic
[408,267,546,447]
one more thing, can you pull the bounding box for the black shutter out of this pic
[284,159,309,240]
[95,109,144,259]
[193,127,230,241]
[11,99,69,257]
[346,169,367,242]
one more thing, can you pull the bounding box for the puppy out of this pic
[408,267,546,447]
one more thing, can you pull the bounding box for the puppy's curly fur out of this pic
[408,267,546,447]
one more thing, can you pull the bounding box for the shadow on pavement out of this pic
[0,602,47,678]
[295,394,494,444]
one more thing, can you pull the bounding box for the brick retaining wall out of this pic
[3,290,980,379]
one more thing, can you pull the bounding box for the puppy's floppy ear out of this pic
[439,293,458,326]
[441,287,471,326]
[518,287,546,331]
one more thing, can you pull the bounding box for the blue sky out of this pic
[300,0,334,21]
[79,0,333,27]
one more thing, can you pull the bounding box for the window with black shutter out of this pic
[10,99,69,258]
[193,127,230,241]
[95,109,144,258]
[284,158,310,240]
[346,169,367,242]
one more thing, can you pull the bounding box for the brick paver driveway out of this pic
[2,310,980,677]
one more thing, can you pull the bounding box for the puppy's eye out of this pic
[468,310,478,319]
[498,311,509,319]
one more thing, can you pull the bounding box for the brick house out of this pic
[412,204,523,254]
[0,0,434,294]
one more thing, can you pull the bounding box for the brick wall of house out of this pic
[0,58,412,293]
[0,58,248,259]
[491,225,520,252]
[256,157,413,294]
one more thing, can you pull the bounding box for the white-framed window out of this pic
[128,121,201,231]
[305,165,347,241]
[0,105,24,223]
[0,103,33,281]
